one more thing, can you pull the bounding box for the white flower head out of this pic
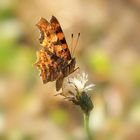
[59,73,95,114]
[67,72,95,94]
[58,72,94,115]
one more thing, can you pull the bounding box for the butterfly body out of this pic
[56,58,76,91]
[35,16,77,91]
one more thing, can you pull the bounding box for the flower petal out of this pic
[84,84,95,92]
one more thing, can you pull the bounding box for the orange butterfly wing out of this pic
[35,16,76,91]
[35,49,60,83]
[36,16,71,61]
[50,16,72,61]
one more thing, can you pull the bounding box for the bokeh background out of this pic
[0,0,140,140]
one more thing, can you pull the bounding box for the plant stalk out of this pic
[84,113,93,140]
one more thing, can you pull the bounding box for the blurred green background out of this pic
[0,0,140,140]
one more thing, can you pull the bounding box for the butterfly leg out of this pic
[56,75,64,91]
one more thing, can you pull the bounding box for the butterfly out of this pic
[35,16,80,91]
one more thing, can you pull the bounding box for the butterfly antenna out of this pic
[72,33,80,57]
[70,33,74,55]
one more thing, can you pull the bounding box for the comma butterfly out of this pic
[35,16,79,91]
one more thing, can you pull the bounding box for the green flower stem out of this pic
[84,113,93,140]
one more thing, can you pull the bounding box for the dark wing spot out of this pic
[64,48,68,52]
[60,38,66,44]
[56,27,62,34]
